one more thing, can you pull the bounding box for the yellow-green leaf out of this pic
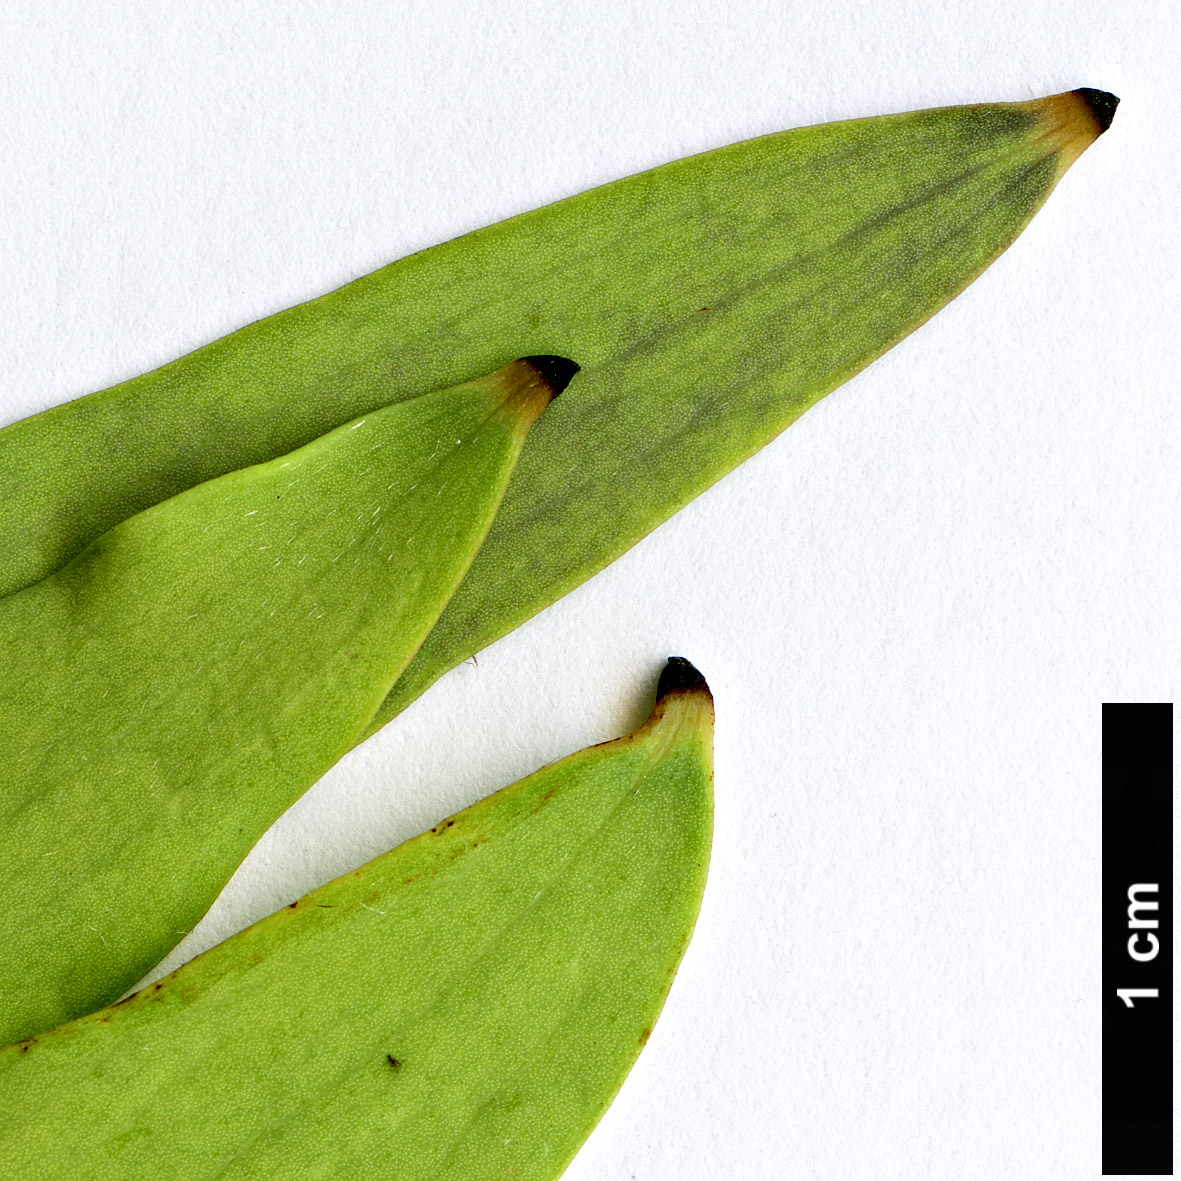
[0,659,714,1181]
[0,357,571,1045]
[0,91,1117,747]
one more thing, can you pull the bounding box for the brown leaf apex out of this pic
[656,657,711,702]
[521,356,580,398]
[491,356,579,430]
[1072,88,1119,135]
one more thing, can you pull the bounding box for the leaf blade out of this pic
[0,99,1113,751]
[0,666,714,1181]
[0,360,562,1044]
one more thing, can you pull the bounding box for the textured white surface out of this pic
[1,2,1177,1177]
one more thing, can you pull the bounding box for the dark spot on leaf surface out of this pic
[386,1055,401,1070]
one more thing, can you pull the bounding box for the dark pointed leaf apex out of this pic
[656,657,711,702]
[1072,88,1119,134]
[521,356,581,398]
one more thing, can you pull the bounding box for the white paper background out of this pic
[1,2,1177,1178]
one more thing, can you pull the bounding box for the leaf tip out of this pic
[1072,87,1119,135]
[521,355,581,399]
[490,355,579,432]
[656,657,711,704]
[1028,87,1119,180]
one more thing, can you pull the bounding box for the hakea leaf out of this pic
[0,659,714,1181]
[0,93,1117,747]
[0,358,572,1045]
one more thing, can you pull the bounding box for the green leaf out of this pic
[0,95,1116,754]
[0,358,569,1046]
[0,659,714,1181]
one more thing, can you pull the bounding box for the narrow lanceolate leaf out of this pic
[0,357,572,1047]
[0,659,714,1181]
[0,90,1116,734]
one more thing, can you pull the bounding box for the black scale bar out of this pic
[1103,703,1173,1175]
